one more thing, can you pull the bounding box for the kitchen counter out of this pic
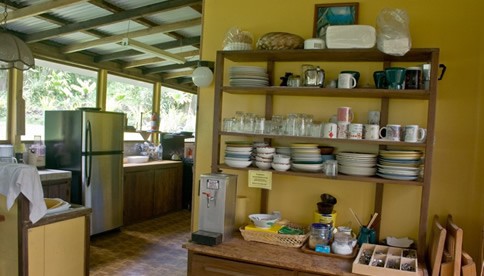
[123,160,182,168]
[185,235,428,275]
[38,169,72,181]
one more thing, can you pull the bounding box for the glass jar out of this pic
[308,223,330,250]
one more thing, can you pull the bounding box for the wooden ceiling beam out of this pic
[24,0,202,43]
[5,0,88,23]
[162,69,194,80]
[123,50,199,69]
[143,60,199,75]
[62,18,200,53]
[94,36,200,62]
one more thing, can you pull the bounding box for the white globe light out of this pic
[192,66,213,87]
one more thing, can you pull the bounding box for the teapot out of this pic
[331,232,357,255]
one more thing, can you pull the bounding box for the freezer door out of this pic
[83,111,124,153]
[83,153,123,235]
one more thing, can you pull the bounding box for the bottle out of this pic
[28,135,46,169]
[156,143,163,160]
[308,223,331,253]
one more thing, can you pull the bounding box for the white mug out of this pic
[338,73,357,89]
[379,124,402,141]
[0,156,17,163]
[404,125,427,142]
[348,123,363,139]
[323,123,337,139]
[364,124,380,140]
[337,121,350,139]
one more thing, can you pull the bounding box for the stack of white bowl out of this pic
[224,143,253,168]
[272,154,291,171]
[254,146,275,169]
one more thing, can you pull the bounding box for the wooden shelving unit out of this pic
[211,48,440,261]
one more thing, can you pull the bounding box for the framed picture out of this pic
[313,2,359,39]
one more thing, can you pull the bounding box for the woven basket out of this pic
[239,225,309,248]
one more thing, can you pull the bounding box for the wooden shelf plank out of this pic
[216,164,424,186]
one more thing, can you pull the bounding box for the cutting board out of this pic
[446,215,463,276]
[427,215,446,276]
[461,251,476,276]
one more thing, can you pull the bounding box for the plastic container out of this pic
[308,223,331,251]
[28,135,46,169]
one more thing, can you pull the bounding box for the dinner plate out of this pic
[338,160,376,168]
[376,173,418,181]
[291,163,323,172]
[226,146,253,152]
[339,165,376,176]
[377,164,420,171]
[338,152,378,158]
[378,169,419,176]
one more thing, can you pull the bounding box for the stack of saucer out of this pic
[229,66,269,87]
[224,141,252,168]
[336,152,377,176]
[290,143,323,172]
[376,150,423,180]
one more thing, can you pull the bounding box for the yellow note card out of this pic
[248,170,272,190]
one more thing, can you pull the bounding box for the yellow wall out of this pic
[194,0,484,262]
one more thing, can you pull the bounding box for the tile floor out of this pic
[89,209,191,276]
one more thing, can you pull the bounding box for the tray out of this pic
[239,225,308,248]
[301,242,358,259]
[352,243,418,276]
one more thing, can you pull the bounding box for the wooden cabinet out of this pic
[123,161,183,225]
[189,253,294,276]
[212,49,440,259]
[28,216,87,276]
[41,178,71,202]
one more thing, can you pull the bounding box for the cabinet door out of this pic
[189,254,294,275]
[28,216,86,276]
[153,165,182,216]
[124,170,155,225]
[42,179,71,202]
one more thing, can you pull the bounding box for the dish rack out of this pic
[239,224,308,248]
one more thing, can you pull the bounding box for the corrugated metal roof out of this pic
[4,0,203,92]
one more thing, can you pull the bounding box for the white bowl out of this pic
[257,152,274,158]
[255,160,272,170]
[256,147,276,154]
[225,159,252,168]
[271,162,290,171]
[127,156,149,163]
[255,155,273,162]
[248,213,280,228]
[273,154,290,163]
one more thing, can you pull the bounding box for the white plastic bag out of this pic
[376,8,412,56]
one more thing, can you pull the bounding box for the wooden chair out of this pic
[427,215,446,276]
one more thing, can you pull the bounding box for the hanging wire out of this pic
[2,0,8,30]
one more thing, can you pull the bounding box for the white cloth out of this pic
[0,163,47,223]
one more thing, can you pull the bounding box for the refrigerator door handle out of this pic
[86,120,93,187]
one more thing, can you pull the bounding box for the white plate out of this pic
[378,168,419,176]
[338,152,377,158]
[376,173,418,181]
[338,160,377,168]
[339,166,376,176]
[291,163,323,172]
[225,159,252,168]
[226,146,253,152]
[377,164,420,171]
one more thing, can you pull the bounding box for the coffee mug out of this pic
[379,124,402,141]
[337,73,357,89]
[348,123,363,139]
[337,121,350,139]
[405,67,422,89]
[373,71,387,89]
[341,70,360,84]
[368,110,380,125]
[323,123,337,139]
[337,107,353,122]
[385,67,406,90]
[364,124,380,140]
[404,125,427,142]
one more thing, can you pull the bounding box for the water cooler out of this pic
[192,173,237,245]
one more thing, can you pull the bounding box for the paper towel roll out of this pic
[235,196,248,228]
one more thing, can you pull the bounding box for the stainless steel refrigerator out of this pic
[45,110,124,235]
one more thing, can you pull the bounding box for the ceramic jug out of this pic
[331,232,357,255]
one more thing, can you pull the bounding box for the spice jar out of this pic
[308,223,331,252]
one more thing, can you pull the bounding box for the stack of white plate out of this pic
[229,66,269,87]
[336,152,377,176]
[224,141,253,168]
[290,143,323,172]
[276,147,291,156]
[376,150,423,180]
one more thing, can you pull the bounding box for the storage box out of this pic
[352,243,418,276]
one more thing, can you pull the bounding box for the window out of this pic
[0,70,8,140]
[159,86,197,133]
[22,59,97,140]
[105,74,153,141]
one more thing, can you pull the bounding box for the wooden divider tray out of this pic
[352,243,418,276]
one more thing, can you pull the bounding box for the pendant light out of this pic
[0,1,35,70]
[192,61,214,88]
